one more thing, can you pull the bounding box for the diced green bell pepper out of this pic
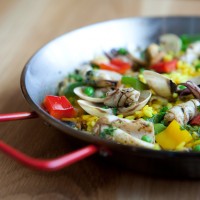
[180,34,200,51]
[121,76,148,91]
[64,82,84,97]
[154,123,166,135]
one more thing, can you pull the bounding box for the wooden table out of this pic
[1,0,200,199]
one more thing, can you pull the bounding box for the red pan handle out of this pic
[0,112,99,171]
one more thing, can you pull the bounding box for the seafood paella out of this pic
[43,34,200,152]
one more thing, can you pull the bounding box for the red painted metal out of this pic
[0,141,98,171]
[0,111,99,170]
[0,112,38,122]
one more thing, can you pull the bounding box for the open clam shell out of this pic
[77,100,113,117]
[117,90,152,116]
[143,70,176,98]
[74,87,105,103]
[78,90,151,118]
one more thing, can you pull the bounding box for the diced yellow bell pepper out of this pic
[155,120,193,150]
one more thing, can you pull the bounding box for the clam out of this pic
[180,42,200,64]
[117,90,152,116]
[143,70,177,98]
[77,90,151,117]
[79,64,93,77]
[85,69,121,87]
[146,43,165,66]
[126,51,146,68]
[159,33,182,53]
[74,87,105,103]
[77,100,113,117]
[91,54,110,65]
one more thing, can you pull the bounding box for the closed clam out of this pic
[146,43,165,66]
[159,33,182,53]
[85,69,121,87]
[143,70,177,98]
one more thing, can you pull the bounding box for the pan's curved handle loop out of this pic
[0,112,38,122]
[0,112,99,171]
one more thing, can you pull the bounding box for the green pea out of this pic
[84,87,95,97]
[141,135,152,143]
[193,145,200,152]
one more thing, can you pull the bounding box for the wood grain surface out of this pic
[1,0,200,199]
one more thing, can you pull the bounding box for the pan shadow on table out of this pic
[1,90,200,199]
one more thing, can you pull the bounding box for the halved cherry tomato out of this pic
[190,115,200,126]
[43,95,76,119]
[99,58,131,74]
[150,60,177,73]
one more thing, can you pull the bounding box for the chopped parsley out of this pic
[102,105,109,109]
[180,124,200,135]
[100,93,106,98]
[145,106,169,124]
[99,125,116,138]
[180,125,186,131]
[112,107,118,115]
